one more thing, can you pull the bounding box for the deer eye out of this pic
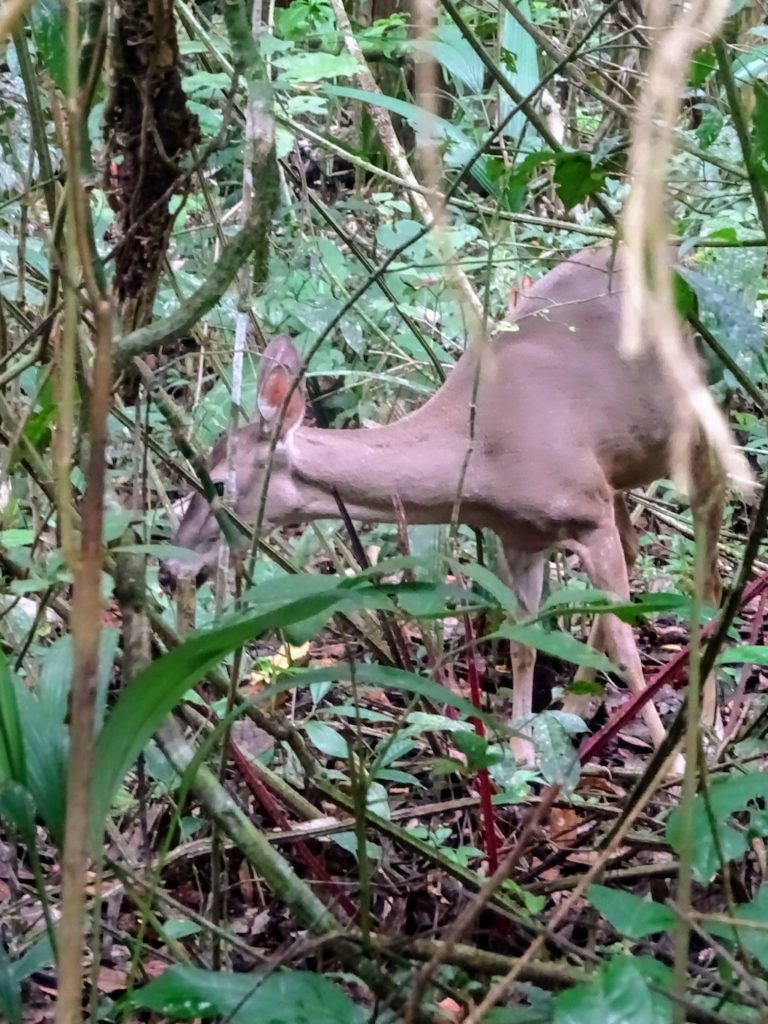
[213,480,225,497]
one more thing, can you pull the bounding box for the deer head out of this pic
[159,335,307,590]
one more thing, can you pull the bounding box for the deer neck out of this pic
[282,412,468,525]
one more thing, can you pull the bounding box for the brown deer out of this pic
[159,245,729,763]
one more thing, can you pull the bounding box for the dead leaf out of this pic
[97,966,128,994]
[436,996,465,1021]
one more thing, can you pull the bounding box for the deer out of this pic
[159,244,729,764]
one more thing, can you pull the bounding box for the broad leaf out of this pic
[666,772,768,882]
[718,645,768,667]
[91,582,357,841]
[0,945,21,1024]
[304,722,349,760]
[530,712,585,789]
[707,884,768,970]
[588,885,675,940]
[496,623,618,674]
[132,964,365,1023]
[677,265,766,388]
[554,956,672,1024]
[0,652,26,784]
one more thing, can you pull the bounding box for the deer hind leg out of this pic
[563,494,640,719]
[498,546,545,764]
[568,507,669,753]
[690,443,726,733]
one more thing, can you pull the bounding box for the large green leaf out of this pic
[10,630,118,845]
[732,42,768,84]
[707,884,768,971]
[90,581,356,841]
[429,24,484,94]
[132,964,365,1023]
[494,623,618,674]
[0,652,26,784]
[554,956,672,1024]
[0,945,21,1024]
[28,0,70,93]
[676,265,767,389]
[718,645,768,666]
[283,664,492,727]
[666,772,768,882]
[499,0,539,142]
[322,84,495,193]
[530,711,586,789]
[587,885,675,940]
[539,586,691,623]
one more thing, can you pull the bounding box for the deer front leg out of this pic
[690,447,726,736]
[568,517,670,757]
[499,546,545,765]
[564,494,639,720]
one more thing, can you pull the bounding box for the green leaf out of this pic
[304,722,349,759]
[28,0,71,93]
[13,935,54,984]
[688,47,717,87]
[0,653,26,785]
[751,80,768,190]
[540,587,690,623]
[696,105,724,149]
[0,530,35,550]
[666,772,768,882]
[429,24,484,94]
[530,712,584,789]
[672,270,697,321]
[0,782,38,846]
[375,219,423,251]
[554,956,672,1024]
[553,152,607,209]
[732,42,768,85]
[0,945,21,1024]
[707,884,768,970]
[587,885,675,939]
[90,582,356,843]
[677,265,767,386]
[274,50,358,83]
[718,645,768,667]
[323,84,494,194]
[458,561,516,611]
[499,1,540,141]
[10,630,119,845]
[17,376,56,465]
[132,965,365,1023]
[502,150,553,212]
[497,623,618,673]
[453,730,504,772]
[162,920,202,940]
[284,664,493,728]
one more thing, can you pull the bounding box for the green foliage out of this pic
[553,957,673,1024]
[707,884,768,971]
[4,2,768,1018]
[0,936,54,1024]
[666,773,768,883]
[131,964,365,1023]
[587,885,675,940]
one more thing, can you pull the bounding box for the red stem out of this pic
[227,739,358,919]
[461,611,500,874]
[578,570,768,763]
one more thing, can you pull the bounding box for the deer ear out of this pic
[257,336,306,438]
[507,274,534,318]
